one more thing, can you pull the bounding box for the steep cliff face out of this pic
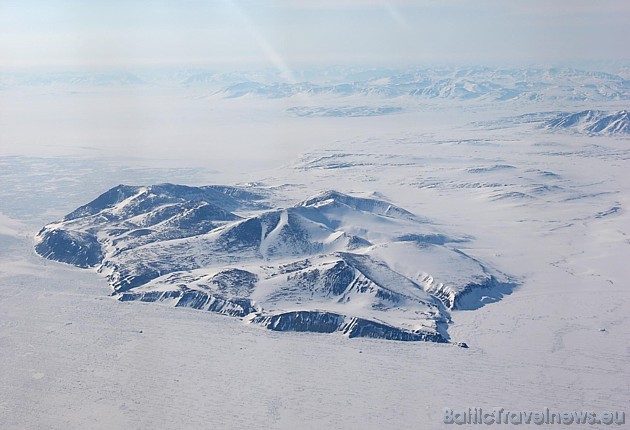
[250,311,447,343]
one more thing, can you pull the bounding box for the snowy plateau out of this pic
[0,66,629,429]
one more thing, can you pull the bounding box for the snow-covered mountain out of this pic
[544,110,629,135]
[214,67,629,102]
[35,185,512,343]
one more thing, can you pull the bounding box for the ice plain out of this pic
[0,67,629,429]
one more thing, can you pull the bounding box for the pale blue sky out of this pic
[0,0,628,70]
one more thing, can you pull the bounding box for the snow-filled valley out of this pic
[0,66,629,429]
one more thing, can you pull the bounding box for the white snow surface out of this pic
[0,66,629,429]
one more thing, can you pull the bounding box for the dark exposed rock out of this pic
[251,311,345,333]
[35,228,103,268]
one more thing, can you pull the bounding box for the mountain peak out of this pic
[300,190,415,219]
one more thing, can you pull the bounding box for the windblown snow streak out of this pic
[35,184,513,343]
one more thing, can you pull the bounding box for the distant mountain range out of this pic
[35,184,514,343]
[3,67,628,103]
[214,68,629,102]
[544,110,629,135]
[0,71,146,87]
[286,106,403,118]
